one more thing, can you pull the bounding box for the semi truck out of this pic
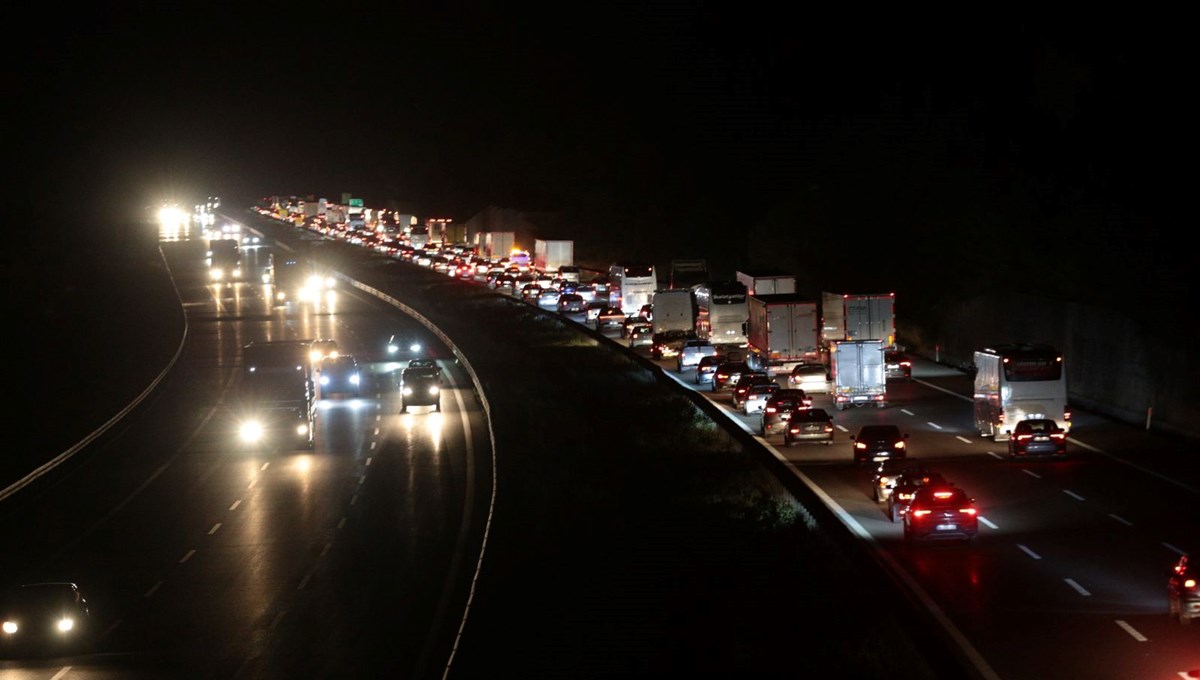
[479,231,515,259]
[650,289,696,334]
[736,270,797,296]
[821,292,896,349]
[830,339,887,410]
[237,340,315,449]
[206,239,242,282]
[744,294,821,376]
[534,239,574,273]
[670,259,709,290]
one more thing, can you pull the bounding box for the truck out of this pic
[409,225,429,250]
[650,289,696,334]
[669,259,709,290]
[237,340,315,449]
[736,270,797,296]
[830,339,888,410]
[744,294,821,376]
[534,239,574,273]
[821,292,896,349]
[479,231,515,259]
[206,238,242,282]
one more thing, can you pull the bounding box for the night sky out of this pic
[10,5,1193,313]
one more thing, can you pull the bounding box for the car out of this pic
[871,461,936,503]
[574,283,595,302]
[850,425,910,466]
[731,372,773,410]
[902,485,978,543]
[628,325,654,348]
[783,408,835,446]
[711,361,751,392]
[1007,419,1067,458]
[788,362,830,394]
[557,293,587,314]
[536,288,561,307]
[638,303,654,321]
[886,470,947,522]
[677,339,717,371]
[400,367,441,413]
[1168,556,1200,624]
[308,338,339,367]
[520,283,543,303]
[759,389,812,437]
[741,382,779,415]
[650,330,694,361]
[885,350,913,382]
[0,583,91,654]
[595,306,626,329]
[316,354,361,398]
[621,317,652,339]
[386,334,422,357]
[694,355,723,385]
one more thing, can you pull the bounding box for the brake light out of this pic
[894,441,905,449]
[911,510,931,517]
[959,508,977,515]
[766,407,777,413]
[824,425,833,432]
[998,412,1005,423]
[933,491,954,499]
[1064,409,1072,421]
[1050,432,1065,440]
[855,442,867,450]
[901,361,911,367]
[1016,434,1032,441]
[1185,579,1197,590]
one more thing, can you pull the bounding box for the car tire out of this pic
[435,400,441,412]
[888,502,898,523]
[400,403,407,414]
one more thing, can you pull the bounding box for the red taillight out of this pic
[824,425,833,432]
[901,361,911,367]
[765,407,777,413]
[998,412,1005,423]
[716,373,727,379]
[959,508,977,515]
[894,441,905,449]
[803,399,813,407]
[911,509,931,518]
[933,491,954,499]
[855,442,867,450]
[1050,432,1065,440]
[1016,434,1032,441]
[1064,409,1072,421]
[1185,578,1197,590]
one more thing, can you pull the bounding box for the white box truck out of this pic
[830,339,887,410]
[534,239,574,273]
[736,270,797,296]
[651,289,696,334]
[821,292,896,348]
[745,294,821,376]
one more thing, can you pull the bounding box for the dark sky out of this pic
[11,4,1193,308]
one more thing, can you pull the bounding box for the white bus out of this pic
[693,280,748,348]
[973,343,1071,440]
[608,262,657,316]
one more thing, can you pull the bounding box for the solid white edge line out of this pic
[1064,578,1091,596]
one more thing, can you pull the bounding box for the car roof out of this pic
[857,424,902,437]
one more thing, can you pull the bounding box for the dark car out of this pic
[1168,556,1200,624]
[711,361,750,392]
[557,293,587,314]
[650,330,694,361]
[595,306,626,329]
[783,408,835,446]
[871,461,936,503]
[731,372,773,410]
[850,424,910,466]
[760,389,812,437]
[317,354,361,398]
[903,485,979,543]
[1007,419,1067,458]
[887,470,947,522]
[0,583,90,654]
[400,367,441,413]
[694,355,722,385]
[884,350,913,382]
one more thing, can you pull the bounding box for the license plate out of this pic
[935,524,957,531]
[873,455,888,462]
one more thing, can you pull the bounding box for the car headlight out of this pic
[320,376,330,385]
[350,374,360,385]
[429,386,440,395]
[387,343,399,354]
[239,421,264,442]
[402,387,413,396]
[410,343,421,352]
[296,424,309,436]
[2,621,16,634]
[57,618,74,633]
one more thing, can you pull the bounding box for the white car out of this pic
[742,383,779,415]
[677,339,718,370]
[788,362,830,394]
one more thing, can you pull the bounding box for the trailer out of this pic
[534,239,574,273]
[830,339,887,410]
[736,270,797,296]
[821,292,896,349]
[745,294,821,376]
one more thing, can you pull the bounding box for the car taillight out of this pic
[894,441,905,449]
[933,491,954,499]
[1050,432,1065,439]
[716,373,727,379]
[855,442,867,450]
[1185,578,1197,590]
[901,361,911,367]
[959,508,977,515]
[998,412,1005,423]
[1016,434,1032,441]
[803,399,813,407]
[911,509,931,518]
[1064,409,1072,421]
[765,407,777,413]
[824,425,833,432]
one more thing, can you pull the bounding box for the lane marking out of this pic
[144,581,163,598]
[1064,578,1091,596]
[900,409,915,416]
[50,668,71,680]
[229,499,241,511]
[366,457,373,466]
[1115,620,1147,642]
[835,424,850,433]
[928,422,944,430]
[269,611,285,630]
[337,517,347,530]
[978,516,998,529]
[320,542,332,557]
[1163,542,1187,556]
[371,441,377,450]
[1022,469,1042,479]
[985,451,1003,460]
[100,619,123,639]
[179,549,196,564]
[260,462,270,471]
[350,493,358,505]
[247,478,256,489]
[1063,489,1086,501]
[359,475,366,485]
[1108,514,1133,526]
[208,523,222,535]
[955,436,972,444]
[298,573,312,590]
[1018,544,1042,560]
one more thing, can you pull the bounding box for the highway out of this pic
[0,241,492,678]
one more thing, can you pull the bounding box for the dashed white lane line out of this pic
[978,516,998,529]
[298,572,312,590]
[208,523,222,535]
[229,499,241,511]
[374,428,380,436]
[1163,542,1187,555]
[1063,489,1086,501]
[928,422,944,430]
[1018,544,1042,560]
[366,457,373,466]
[260,462,270,471]
[320,542,332,557]
[955,436,972,444]
[144,581,163,598]
[1022,469,1042,479]
[835,424,850,433]
[1108,514,1133,526]
[337,517,347,530]
[50,667,71,680]
[350,493,358,505]
[371,441,377,450]
[1064,578,1091,596]
[179,549,196,564]
[247,478,256,489]
[1115,620,1147,642]
[900,409,915,416]
[269,611,285,630]
[985,451,1004,460]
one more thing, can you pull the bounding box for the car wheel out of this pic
[400,403,407,413]
[888,502,898,523]
[435,400,441,412]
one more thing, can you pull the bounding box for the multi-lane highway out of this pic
[0,240,492,678]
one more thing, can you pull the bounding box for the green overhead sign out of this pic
[349,198,363,207]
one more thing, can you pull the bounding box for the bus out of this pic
[692,280,749,348]
[973,343,1071,440]
[608,262,657,316]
